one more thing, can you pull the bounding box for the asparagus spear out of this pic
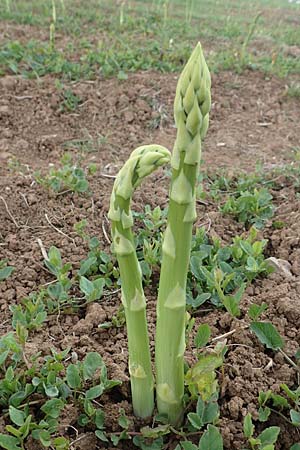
[108,144,170,418]
[155,42,211,426]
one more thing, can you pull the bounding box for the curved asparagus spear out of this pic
[108,144,171,418]
[155,42,211,425]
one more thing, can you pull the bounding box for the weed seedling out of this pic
[35,153,95,194]
[0,260,14,281]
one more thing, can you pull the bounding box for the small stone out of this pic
[266,257,293,278]
[85,302,107,325]
[73,319,93,334]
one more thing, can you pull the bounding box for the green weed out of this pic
[187,227,273,314]
[35,153,96,194]
[220,188,274,229]
[0,260,14,281]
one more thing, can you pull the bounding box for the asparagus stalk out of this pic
[155,42,211,426]
[108,144,170,419]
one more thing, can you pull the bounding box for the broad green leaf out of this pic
[290,444,300,450]
[118,410,131,429]
[41,398,65,418]
[0,434,21,450]
[243,413,254,438]
[39,430,51,447]
[95,430,109,442]
[141,424,170,438]
[85,384,104,400]
[181,442,198,450]
[222,295,240,317]
[198,425,223,450]
[187,292,210,308]
[194,324,211,348]
[43,383,59,398]
[78,257,97,276]
[95,409,105,429]
[250,322,284,350]
[196,397,205,417]
[258,426,280,446]
[82,352,103,380]
[18,414,31,439]
[66,364,81,389]
[270,393,289,409]
[0,349,9,365]
[0,266,14,281]
[133,436,164,450]
[290,410,300,426]
[203,401,219,424]
[188,412,203,430]
[258,407,271,422]
[52,437,70,450]
[79,276,94,296]
[9,406,25,427]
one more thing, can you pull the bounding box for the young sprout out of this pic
[155,42,211,426]
[108,145,170,418]
[108,42,211,425]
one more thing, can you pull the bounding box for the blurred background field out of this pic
[0,0,299,81]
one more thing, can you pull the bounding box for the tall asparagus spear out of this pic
[155,43,211,426]
[108,144,170,419]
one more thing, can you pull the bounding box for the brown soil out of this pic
[1,66,300,449]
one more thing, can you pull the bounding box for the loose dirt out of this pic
[1,67,300,449]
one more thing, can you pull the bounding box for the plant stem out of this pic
[155,42,211,426]
[108,145,170,418]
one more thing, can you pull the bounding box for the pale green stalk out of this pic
[108,145,170,418]
[155,42,211,426]
[50,0,56,51]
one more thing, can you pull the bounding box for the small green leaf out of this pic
[243,413,254,438]
[39,430,51,447]
[66,364,81,389]
[0,266,14,281]
[9,406,25,427]
[181,442,198,450]
[290,444,300,450]
[95,430,109,442]
[82,352,103,380]
[198,425,223,450]
[43,383,59,397]
[133,436,164,450]
[41,398,65,418]
[118,409,131,429]
[0,434,21,450]
[78,257,97,276]
[79,276,94,296]
[203,401,219,424]
[290,410,300,426]
[258,426,280,446]
[258,406,271,422]
[249,303,268,320]
[141,424,170,438]
[52,437,70,450]
[194,324,211,348]
[188,412,203,430]
[222,295,240,317]
[250,322,284,350]
[85,384,104,400]
[78,414,90,426]
[95,409,105,429]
